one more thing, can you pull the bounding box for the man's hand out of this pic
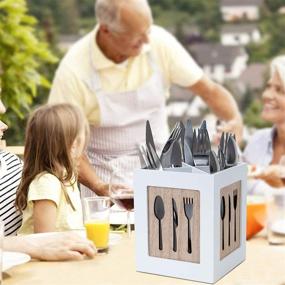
[189,75,243,144]
[215,117,243,144]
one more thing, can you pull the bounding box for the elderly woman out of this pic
[0,98,23,235]
[243,56,285,193]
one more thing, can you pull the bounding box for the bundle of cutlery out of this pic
[134,128,247,283]
[138,119,239,173]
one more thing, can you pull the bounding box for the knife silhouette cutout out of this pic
[221,196,226,251]
[172,198,178,252]
[228,194,231,247]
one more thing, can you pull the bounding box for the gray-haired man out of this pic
[49,0,242,197]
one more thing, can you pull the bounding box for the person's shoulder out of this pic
[63,31,93,58]
[249,128,272,142]
[0,149,16,159]
[243,127,273,164]
[0,150,21,164]
[149,25,185,58]
[28,173,63,202]
[31,172,61,189]
[59,30,94,70]
[149,25,175,44]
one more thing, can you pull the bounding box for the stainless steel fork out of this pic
[183,197,194,254]
[192,128,210,172]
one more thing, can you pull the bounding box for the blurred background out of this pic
[1,0,285,146]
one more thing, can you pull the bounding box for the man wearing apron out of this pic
[49,0,242,197]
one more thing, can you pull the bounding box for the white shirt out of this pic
[243,128,276,194]
[0,150,23,235]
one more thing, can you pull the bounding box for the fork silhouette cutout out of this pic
[183,197,194,254]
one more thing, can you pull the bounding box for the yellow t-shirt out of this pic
[18,173,83,234]
[49,25,203,126]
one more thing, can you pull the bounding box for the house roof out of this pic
[221,23,259,34]
[239,63,268,90]
[220,0,263,7]
[167,25,200,37]
[188,43,246,67]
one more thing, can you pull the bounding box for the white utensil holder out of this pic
[134,163,247,284]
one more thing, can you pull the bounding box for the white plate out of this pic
[271,220,285,235]
[2,251,31,271]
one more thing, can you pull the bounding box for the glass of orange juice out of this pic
[83,197,110,253]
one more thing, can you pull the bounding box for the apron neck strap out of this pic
[90,49,157,92]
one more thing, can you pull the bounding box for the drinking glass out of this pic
[109,170,134,238]
[266,188,285,245]
[83,197,111,253]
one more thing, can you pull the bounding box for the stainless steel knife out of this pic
[185,119,193,151]
[146,120,156,154]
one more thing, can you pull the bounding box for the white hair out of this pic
[95,0,151,33]
[271,55,285,89]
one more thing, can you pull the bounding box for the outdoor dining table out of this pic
[3,232,285,285]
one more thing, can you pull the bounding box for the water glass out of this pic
[83,197,110,253]
[266,188,285,245]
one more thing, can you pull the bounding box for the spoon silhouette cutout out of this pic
[154,195,165,250]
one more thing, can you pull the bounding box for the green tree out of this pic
[243,99,272,129]
[27,0,79,35]
[248,13,285,62]
[150,0,221,41]
[265,0,285,12]
[79,0,95,19]
[0,0,57,143]
[57,0,79,34]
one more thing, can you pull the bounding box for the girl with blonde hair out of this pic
[16,103,89,234]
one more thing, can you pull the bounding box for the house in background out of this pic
[238,63,267,94]
[188,43,248,84]
[221,23,261,46]
[167,85,209,128]
[167,24,204,45]
[220,0,264,22]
